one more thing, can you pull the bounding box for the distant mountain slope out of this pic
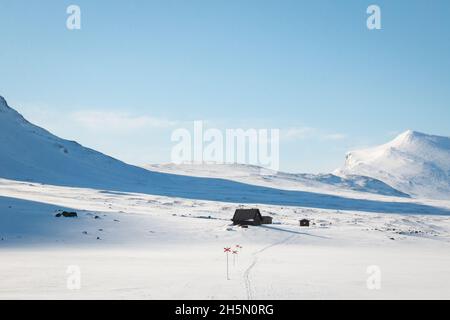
[146,163,409,198]
[335,130,450,199]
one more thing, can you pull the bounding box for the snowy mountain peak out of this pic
[391,130,446,147]
[394,130,419,142]
[337,131,450,199]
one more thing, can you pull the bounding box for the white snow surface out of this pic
[336,130,450,200]
[1,179,450,299]
[1,96,450,299]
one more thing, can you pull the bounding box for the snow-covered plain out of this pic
[1,178,450,299]
[1,96,450,299]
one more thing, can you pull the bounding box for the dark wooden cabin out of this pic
[232,209,273,226]
[300,219,310,227]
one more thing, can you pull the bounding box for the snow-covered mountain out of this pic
[1,95,448,214]
[0,95,405,199]
[336,130,450,200]
[3,95,405,212]
[146,163,409,198]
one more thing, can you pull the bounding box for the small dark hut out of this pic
[261,216,273,224]
[232,209,273,226]
[300,219,310,227]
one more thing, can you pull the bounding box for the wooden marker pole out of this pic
[232,250,238,266]
[224,247,231,280]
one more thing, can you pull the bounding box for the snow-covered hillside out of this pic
[146,163,409,198]
[0,95,161,190]
[336,130,450,200]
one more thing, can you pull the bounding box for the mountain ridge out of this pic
[1,95,448,214]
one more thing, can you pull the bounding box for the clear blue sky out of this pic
[1,0,449,173]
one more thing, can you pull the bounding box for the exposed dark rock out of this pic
[62,211,77,217]
[55,211,77,218]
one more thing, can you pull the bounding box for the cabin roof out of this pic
[233,209,262,222]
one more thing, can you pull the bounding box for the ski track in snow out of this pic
[244,233,297,299]
[244,258,257,300]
